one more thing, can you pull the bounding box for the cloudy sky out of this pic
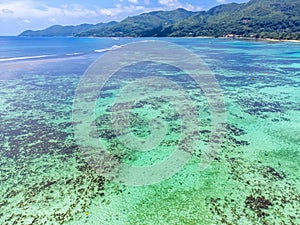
[0,0,248,35]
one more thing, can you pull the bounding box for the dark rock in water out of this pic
[226,124,246,136]
[245,195,272,217]
[263,166,285,180]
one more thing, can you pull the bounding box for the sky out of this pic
[0,0,249,36]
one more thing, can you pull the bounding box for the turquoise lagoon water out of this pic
[0,37,299,224]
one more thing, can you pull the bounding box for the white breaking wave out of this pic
[65,52,83,56]
[94,45,123,53]
[0,45,125,62]
[0,55,55,62]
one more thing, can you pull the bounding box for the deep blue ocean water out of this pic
[0,37,299,224]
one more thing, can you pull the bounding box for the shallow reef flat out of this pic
[0,38,299,224]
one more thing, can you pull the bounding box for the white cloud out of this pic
[0,0,200,24]
[128,0,139,4]
[196,6,203,11]
[0,0,148,21]
[98,8,115,16]
[49,18,57,23]
[0,1,100,20]
[217,0,226,4]
[158,0,181,8]
[97,4,146,17]
[158,0,201,11]
[2,8,14,14]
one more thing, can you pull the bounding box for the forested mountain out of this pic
[19,22,117,37]
[19,0,300,40]
[77,8,196,37]
[167,0,300,39]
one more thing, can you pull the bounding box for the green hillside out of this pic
[175,0,300,39]
[19,0,300,40]
[76,8,196,37]
[19,22,117,37]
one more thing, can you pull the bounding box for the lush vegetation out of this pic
[77,8,195,37]
[19,0,300,40]
[19,22,117,37]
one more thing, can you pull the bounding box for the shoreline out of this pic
[4,35,300,43]
[261,38,300,43]
[217,36,300,43]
